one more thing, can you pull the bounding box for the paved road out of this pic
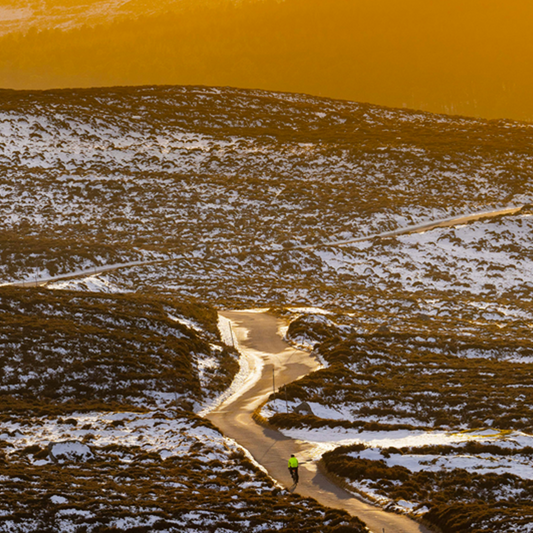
[206,310,433,533]
[2,259,168,288]
[2,205,525,288]
[297,205,525,250]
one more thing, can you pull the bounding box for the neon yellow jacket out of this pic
[288,456,298,468]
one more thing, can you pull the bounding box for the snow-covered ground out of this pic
[1,85,532,301]
[275,424,533,479]
[1,409,345,532]
[197,313,265,416]
[2,84,533,532]
[1,411,234,464]
[0,296,360,532]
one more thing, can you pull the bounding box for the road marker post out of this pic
[229,325,235,347]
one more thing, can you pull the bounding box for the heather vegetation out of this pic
[0,288,364,532]
[261,309,533,532]
[0,232,147,281]
[1,85,531,308]
[271,328,533,431]
[322,442,533,533]
[1,85,533,532]
[0,287,234,413]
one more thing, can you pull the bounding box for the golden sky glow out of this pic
[0,0,532,121]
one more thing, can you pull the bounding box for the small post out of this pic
[229,325,235,347]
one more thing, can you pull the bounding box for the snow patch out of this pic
[49,441,94,462]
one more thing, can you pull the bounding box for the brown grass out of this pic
[0,287,237,413]
[322,443,533,533]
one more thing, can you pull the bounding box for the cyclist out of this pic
[288,454,299,484]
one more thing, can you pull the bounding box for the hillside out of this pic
[1,84,533,532]
[0,289,363,532]
[1,85,531,328]
[2,84,533,349]
[0,288,237,412]
[1,85,532,300]
[256,308,533,532]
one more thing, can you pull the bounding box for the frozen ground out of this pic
[260,307,533,532]
[1,409,353,532]
[0,294,360,532]
[1,85,532,532]
[0,85,531,301]
[274,424,533,481]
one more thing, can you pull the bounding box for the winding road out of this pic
[2,204,526,288]
[5,205,525,530]
[297,205,525,250]
[206,310,433,533]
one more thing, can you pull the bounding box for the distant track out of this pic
[1,204,526,288]
[296,204,526,250]
[206,311,433,533]
[0,258,172,289]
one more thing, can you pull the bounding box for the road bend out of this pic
[206,310,433,533]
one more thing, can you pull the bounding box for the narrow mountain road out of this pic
[2,204,526,288]
[2,259,170,288]
[206,310,433,533]
[298,205,525,250]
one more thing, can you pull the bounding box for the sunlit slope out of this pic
[1,84,532,287]
[0,0,183,35]
[1,0,533,121]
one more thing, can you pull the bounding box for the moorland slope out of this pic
[1,84,533,532]
[0,288,362,532]
[0,85,532,307]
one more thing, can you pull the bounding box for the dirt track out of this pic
[298,205,524,249]
[206,310,433,533]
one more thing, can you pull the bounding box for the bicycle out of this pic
[289,466,299,484]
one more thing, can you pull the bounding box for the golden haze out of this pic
[0,0,532,121]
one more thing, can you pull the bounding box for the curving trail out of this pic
[2,204,525,288]
[206,310,433,533]
[297,205,525,250]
